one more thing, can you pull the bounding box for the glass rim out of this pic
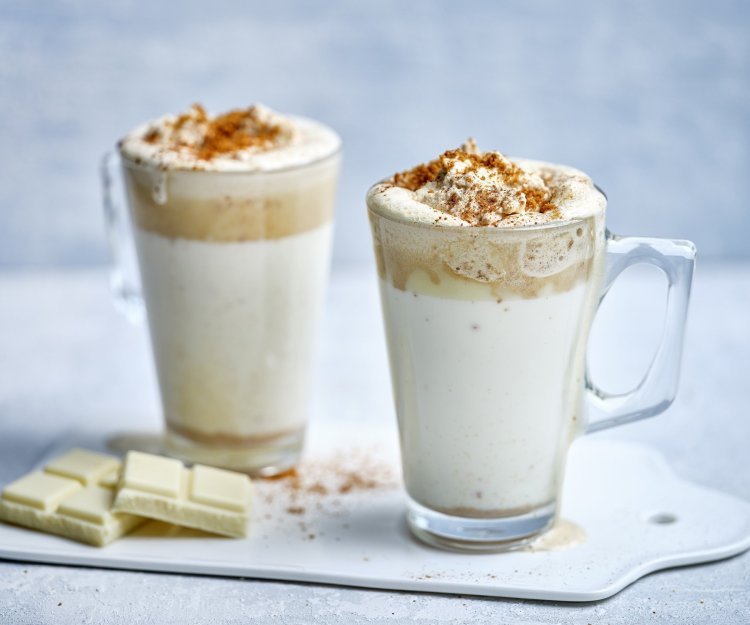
[366,182,607,234]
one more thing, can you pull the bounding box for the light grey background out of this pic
[0,0,748,267]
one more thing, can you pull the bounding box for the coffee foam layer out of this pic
[123,154,340,242]
[119,104,341,172]
[370,213,604,300]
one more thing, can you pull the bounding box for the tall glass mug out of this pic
[367,176,695,551]
[102,118,340,476]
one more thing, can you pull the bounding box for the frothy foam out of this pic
[119,104,340,172]
[371,214,601,300]
[368,141,605,228]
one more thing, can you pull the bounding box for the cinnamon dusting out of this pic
[393,158,444,193]
[195,106,284,160]
[142,128,160,144]
[252,449,399,540]
[256,450,398,509]
[139,103,291,162]
[390,142,558,226]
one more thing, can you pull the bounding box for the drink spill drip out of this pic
[152,172,168,205]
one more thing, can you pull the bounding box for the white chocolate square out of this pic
[121,451,183,498]
[3,472,82,512]
[0,452,145,547]
[98,469,121,489]
[57,486,115,524]
[45,448,120,486]
[113,453,253,538]
[190,465,251,513]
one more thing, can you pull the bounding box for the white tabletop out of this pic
[0,264,748,623]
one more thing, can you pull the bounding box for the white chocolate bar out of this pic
[0,449,145,547]
[113,451,253,538]
[45,448,120,486]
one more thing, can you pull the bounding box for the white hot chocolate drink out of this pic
[119,104,341,474]
[367,141,606,530]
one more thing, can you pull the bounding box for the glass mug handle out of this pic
[585,232,696,432]
[100,151,144,324]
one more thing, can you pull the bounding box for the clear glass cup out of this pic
[367,185,695,551]
[101,143,340,476]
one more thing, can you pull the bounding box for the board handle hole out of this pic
[647,512,678,525]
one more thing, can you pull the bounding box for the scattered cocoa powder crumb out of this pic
[265,452,397,499]
[264,467,297,481]
[309,483,328,495]
[255,449,399,535]
[251,449,400,547]
[338,473,381,494]
[143,128,160,144]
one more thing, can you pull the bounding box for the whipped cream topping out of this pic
[119,104,340,172]
[368,140,605,228]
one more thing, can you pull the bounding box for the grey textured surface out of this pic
[0,265,749,623]
[0,0,749,267]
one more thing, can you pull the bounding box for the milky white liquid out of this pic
[134,224,332,441]
[380,280,593,515]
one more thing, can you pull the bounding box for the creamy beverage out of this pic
[367,141,607,547]
[118,104,340,474]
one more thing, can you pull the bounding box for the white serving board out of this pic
[0,430,748,602]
